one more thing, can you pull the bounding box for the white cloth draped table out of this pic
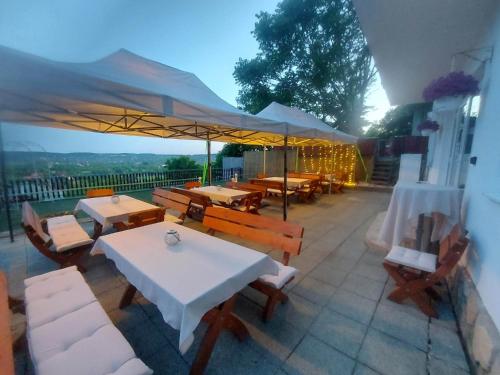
[191,186,250,205]
[263,177,310,189]
[91,221,278,354]
[75,195,158,231]
[379,182,462,247]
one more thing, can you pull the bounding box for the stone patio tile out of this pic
[358,328,427,375]
[333,241,365,261]
[283,335,356,375]
[87,271,124,296]
[359,251,386,267]
[327,289,377,325]
[309,262,348,287]
[428,355,469,375]
[352,262,388,283]
[108,303,149,333]
[273,292,322,330]
[121,319,171,359]
[310,309,367,358]
[353,363,381,375]
[292,276,336,305]
[95,283,129,313]
[143,343,189,375]
[430,302,458,332]
[371,303,428,351]
[323,253,358,272]
[429,323,469,371]
[340,273,385,301]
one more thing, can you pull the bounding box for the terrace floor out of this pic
[2,190,470,375]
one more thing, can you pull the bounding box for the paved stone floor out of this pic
[1,190,471,375]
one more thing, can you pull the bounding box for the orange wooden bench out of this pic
[152,188,191,224]
[86,188,114,198]
[114,207,166,231]
[0,272,14,375]
[170,187,213,220]
[203,207,304,321]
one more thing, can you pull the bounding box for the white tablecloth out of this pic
[263,177,310,189]
[379,182,462,247]
[191,186,249,205]
[75,195,158,231]
[90,221,278,353]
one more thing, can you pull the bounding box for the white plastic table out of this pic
[91,221,278,373]
[379,181,462,247]
[75,195,158,235]
[263,177,310,189]
[191,186,250,205]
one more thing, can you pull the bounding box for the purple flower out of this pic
[417,120,440,132]
[423,71,479,102]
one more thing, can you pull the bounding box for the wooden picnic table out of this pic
[91,221,278,374]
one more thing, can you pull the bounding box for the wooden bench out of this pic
[249,179,295,204]
[152,188,191,224]
[114,207,166,231]
[0,272,14,375]
[23,267,152,375]
[22,202,93,273]
[86,188,114,198]
[226,181,268,196]
[185,180,202,190]
[383,224,468,318]
[203,207,304,321]
[297,179,321,202]
[170,187,213,220]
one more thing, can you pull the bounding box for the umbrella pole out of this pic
[207,138,212,186]
[0,123,14,242]
[283,136,288,221]
[263,146,266,175]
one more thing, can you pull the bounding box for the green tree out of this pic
[163,156,201,171]
[365,103,432,139]
[214,144,263,168]
[233,0,375,135]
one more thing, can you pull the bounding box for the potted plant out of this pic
[423,71,479,111]
[417,120,440,136]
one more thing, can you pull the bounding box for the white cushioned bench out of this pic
[24,266,152,375]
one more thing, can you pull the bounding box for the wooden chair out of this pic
[383,225,468,318]
[203,207,304,321]
[332,172,348,193]
[297,179,321,202]
[152,188,191,224]
[250,179,295,203]
[22,202,93,273]
[86,188,114,198]
[114,207,166,231]
[171,187,213,221]
[0,272,14,375]
[185,180,202,190]
[256,173,267,179]
[230,191,263,214]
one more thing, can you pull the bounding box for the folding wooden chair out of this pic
[383,224,468,318]
[297,179,321,202]
[22,202,93,273]
[86,188,114,198]
[152,188,191,224]
[203,207,304,321]
[114,207,166,231]
[185,180,202,190]
[230,191,263,214]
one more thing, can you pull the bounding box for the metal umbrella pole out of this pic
[207,136,212,186]
[283,135,288,221]
[0,122,14,242]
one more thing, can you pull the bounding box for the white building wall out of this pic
[463,11,500,330]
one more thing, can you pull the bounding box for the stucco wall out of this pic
[463,11,500,332]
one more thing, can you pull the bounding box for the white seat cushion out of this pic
[190,202,203,209]
[267,188,295,196]
[164,212,183,224]
[36,325,152,375]
[258,260,297,289]
[47,215,93,253]
[233,205,256,212]
[385,246,437,273]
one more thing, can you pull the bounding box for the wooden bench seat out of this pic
[0,272,14,375]
[152,188,191,224]
[24,267,152,375]
[170,187,213,220]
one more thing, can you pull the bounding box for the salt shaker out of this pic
[164,229,181,246]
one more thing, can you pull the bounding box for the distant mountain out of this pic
[5,151,215,179]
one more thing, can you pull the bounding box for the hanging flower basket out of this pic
[417,120,440,136]
[423,71,479,103]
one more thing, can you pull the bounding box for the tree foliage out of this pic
[364,103,432,139]
[163,156,201,171]
[214,144,263,168]
[233,0,374,134]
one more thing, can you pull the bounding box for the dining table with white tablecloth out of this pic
[191,185,250,205]
[90,220,278,362]
[262,177,310,189]
[75,195,158,233]
[378,181,463,248]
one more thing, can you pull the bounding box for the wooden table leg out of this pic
[92,221,103,240]
[119,283,137,309]
[190,294,248,375]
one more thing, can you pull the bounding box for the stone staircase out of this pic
[371,157,399,186]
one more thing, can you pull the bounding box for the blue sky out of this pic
[0,0,389,154]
